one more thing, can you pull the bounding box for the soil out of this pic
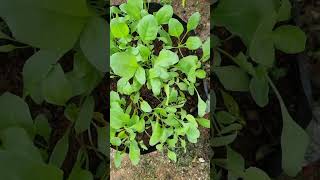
[110,0,211,179]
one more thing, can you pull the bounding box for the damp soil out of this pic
[0,48,107,179]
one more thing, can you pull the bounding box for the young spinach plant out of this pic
[110,0,210,167]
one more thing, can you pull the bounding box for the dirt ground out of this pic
[110,1,211,180]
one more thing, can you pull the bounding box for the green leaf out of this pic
[185,36,202,50]
[135,66,146,84]
[80,17,108,72]
[234,52,255,75]
[212,0,277,45]
[243,167,271,180]
[186,124,200,143]
[150,78,162,96]
[111,52,138,78]
[141,100,152,113]
[75,96,94,134]
[281,102,309,176]
[0,150,63,180]
[137,14,158,42]
[249,15,276,67]
[97,127,108,156]
[34,114,51,141]
[176,55,198,74]
[23,50,64,104]
[110,17,129,38]
[149,120,162,146]
[49,130,69,168]
[202,38,210,61]
[129,140,140,165]
[155,5,173,24]
[111,137,121,146]
[168,18,184,38]
[1,127,43,162]
[196,69,206,79]
[187,12,201,32]
[211,133,237,147]
[124,0,143,20]
[272,25,306,54]
[277,0,291,22]
[197,93,207,117]
[42,64,73,106]
[167,150,177,162]
[0,0,88,51]
[214,66,250,92]
[0,92,34,135]
[154,49,179,68]
[226,147,245,172]
[250,74,269,107]
[268,77,309,176]
[0,44,17,52]
[196,118,210,128]
[68,167,93,180]
[114,151,124,168]
[133,117,145,133]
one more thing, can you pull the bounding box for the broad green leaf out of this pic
[269,78,309,176]
[176,55,198,74]
[149,120,162,146]
[75,96,94,134]
[277,0,291,22]
[0,0,87,51]
[186,36,202,50]
[0,92,34,134]
[133,117,145,133]
[196,118,210,128]
[187,12,201,32]
[220,90,241,118]
[110,107,130,129]
[129,140,140,165]
[214,66,250,92]
[110,17,129,38]
[34,114,51,141]
[272,25,306,54]
[249,15,276,67]
[154,49,179,68]
[49,130,69,168]
[155,5,173,24]
[226,147,245,173]
[135,66,146,84]
[137,15,158,42]
[212,0,277,45]
[250,75,269,107]
[141,100,152,113]
[220,124,243,135]
[42,64,73,106]
[80,17,108,72]
[202,38,210,61]
[0,44,16,52]
[124,0,143,20]
[243,167,271,180]
[167,150,177,162]
[159,28,172,46]
[281,101,309,176]
[0,150,63,180]
[169,18,184,38]
[186,124,200,143]
[211,133,237,147]
[23,50,64,104]
[110,137,121,146]
[186,114,198,127]
[1,127,42,162]
[111,52,138,78]
[64,103,79,123]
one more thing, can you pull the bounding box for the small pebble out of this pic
[198,158,205,163]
